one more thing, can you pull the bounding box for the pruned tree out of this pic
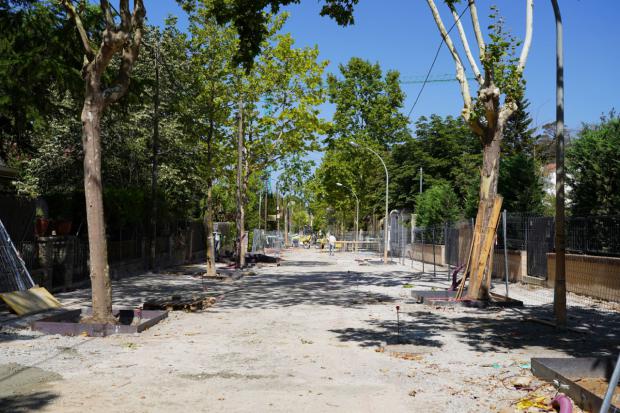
[186,3,237,276]
[425,0,533,299]
[230,14,326,267]
[59,0,146,323]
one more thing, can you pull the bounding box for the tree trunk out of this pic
[467,124,503,300]
[235,99,246,268]
[82,96,115,324]
[204,181,216,276]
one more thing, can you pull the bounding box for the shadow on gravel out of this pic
[329,307,619,357]
[329,317,444,348]
[279,260,334,267]
[0,391,59,413]
[214,271,396,309]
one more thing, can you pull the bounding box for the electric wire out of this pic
[407,5,470,120]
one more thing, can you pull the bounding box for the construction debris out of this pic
[0,286,61,315]
[143,294,217,312]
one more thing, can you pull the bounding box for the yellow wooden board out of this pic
[0,287,62,316]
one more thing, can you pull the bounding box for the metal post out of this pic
[445,222,450,279]
[421,230,425,274]
[349,142,389,264]
[503,210,509,297]
[600,353,620,413]
[419,167,423,194]
[258,190,262,231]
[551,0,567,328]
[355,197,359,254]
[432,227,436,277]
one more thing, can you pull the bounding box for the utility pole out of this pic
[419,167,423,194]
[276,183,280,235]
[258,190,262,232]
[551,0,566,328]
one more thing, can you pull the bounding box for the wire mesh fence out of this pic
[251,229,283,258]
[410,212,620,325]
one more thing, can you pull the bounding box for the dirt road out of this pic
[0,249,609,412]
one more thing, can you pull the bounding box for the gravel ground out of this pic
[0,249,617,412]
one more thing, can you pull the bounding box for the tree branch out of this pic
[518,0,534,71]
[498,101,517,127]
[119,0,131,31]
[449,4,482,85]
[103,0,145,106]
[426,0,473,121]
[60,0,95,60]
[100,0,115,29]
[468,0,486,58]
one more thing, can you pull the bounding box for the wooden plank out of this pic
[0,287,62,316]
[456,200,484,299]
[467,196,503,299]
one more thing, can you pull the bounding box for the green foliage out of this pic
[502,98,536,156]
[415,182,461,227]
[390,115,480,211]
[498,98,544,213]
[483,6,524,103]
[498,153,543,213]
[567,112,620,216]
[326,57,409,149]
[0,0,90,159]
[201,0,357,69]
[313,57,409,230]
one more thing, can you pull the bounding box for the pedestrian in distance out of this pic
[328,233,337,256]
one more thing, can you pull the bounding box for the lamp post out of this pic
[349,141,389,264]
[336,182,359,253]
[551,0,566,328]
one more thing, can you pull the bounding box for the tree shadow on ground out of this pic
[279,260,334,267]
[0,391,59,412]
[329,317,445,348]
[213,271,395,309]
[329,306,619,357]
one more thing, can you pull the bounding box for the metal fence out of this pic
[10,222,206,292]
[251,229,283,257]
[409,212,620,324]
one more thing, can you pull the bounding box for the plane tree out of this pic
[59,0,146,323]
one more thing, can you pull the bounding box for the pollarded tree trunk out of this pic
[466,124,504,300]
[82,95,115,323]
[61,0,145,323]
[425,0,533,301]
[204,181,216,276]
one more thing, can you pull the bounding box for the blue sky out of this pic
[149,0,619,131]
[149,0,618,181]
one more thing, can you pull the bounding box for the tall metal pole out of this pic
[503,210,509,297]
[258,190,262,232]
[600,354,620,413]
[350,142,389,264]
[551,0,566,328]
[355,197,359,253]
[276,183,280,235]
[419,167,423,194]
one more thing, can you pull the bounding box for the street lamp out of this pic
[336,182,359,253]
[349,141,389,264]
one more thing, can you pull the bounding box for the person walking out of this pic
[328,233,337,256]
